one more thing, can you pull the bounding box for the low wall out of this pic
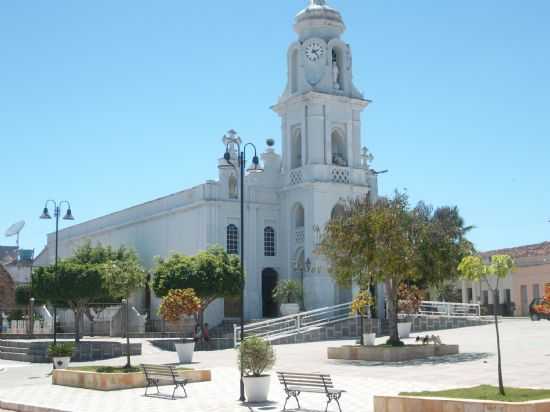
[28,341,141,363]
[149,338,233,352]
[374,395,550,412]
[53,368,211,391]
[269,316,493,346]
[328,344,459,362]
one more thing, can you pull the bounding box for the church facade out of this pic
[38,0,380,327]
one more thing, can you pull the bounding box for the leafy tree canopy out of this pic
[152,245,241,310]
[318,191,473,345]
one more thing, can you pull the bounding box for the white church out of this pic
[37,0,380,327]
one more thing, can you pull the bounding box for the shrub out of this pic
[7,309,25,322]
[272,280,302,304]
[238,336,276,377]
[351,290,374,317]
[48,342,75,358]
[398,284,424,315]
[159,289,201,338]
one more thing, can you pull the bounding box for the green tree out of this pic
[458,254,514,396]
[32,261,104,342]
[32,241,147,342]
[152,245,241,329]
[318,191,472,346]
[413,203,474,289]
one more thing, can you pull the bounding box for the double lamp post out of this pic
[221,131,263,402]
[40,200,74,344]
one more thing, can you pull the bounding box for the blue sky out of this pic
[1,0,549,255]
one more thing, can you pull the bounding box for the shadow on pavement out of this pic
[330,352,493,367]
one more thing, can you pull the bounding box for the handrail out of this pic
[234,300,482,346]
[234,302,353,346]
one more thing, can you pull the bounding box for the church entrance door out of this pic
[262,268,279,318]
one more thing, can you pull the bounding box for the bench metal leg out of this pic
[325,393,342,412]
[172,383,188,399]
[283,390,300,411]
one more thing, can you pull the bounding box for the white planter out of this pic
[243,375,271,403]
[175,341,195,364]
[398,322,412,339]
[363,333,376,346]
[280,303,300,316]
[53,357,70,370]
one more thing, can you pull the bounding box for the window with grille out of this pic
[227,224,239,255]
[264,227,276,257]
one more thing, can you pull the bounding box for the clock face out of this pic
[305,41,325,62]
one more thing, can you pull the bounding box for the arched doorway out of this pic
[262,268,279,318]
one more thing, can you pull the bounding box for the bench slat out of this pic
[277,372,330,377]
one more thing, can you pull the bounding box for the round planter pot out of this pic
[398,322,412,339]
[175,341,195,364]
[53,357,70,370]
[280,303,300,316]
[243,375,271,403]
[363,333,376,346]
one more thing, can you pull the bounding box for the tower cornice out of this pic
[271,91,370,115]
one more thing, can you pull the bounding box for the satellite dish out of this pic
[5,220,25,248]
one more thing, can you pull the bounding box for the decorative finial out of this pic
[309,0,327,6]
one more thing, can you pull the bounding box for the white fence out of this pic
[4,319,53,335]
[417,301,481,317]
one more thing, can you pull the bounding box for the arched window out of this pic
[228,175,238,199]
[331,129,348,166]
[264,227,276,257]
[226,224,239,255]
[291,129,302,169]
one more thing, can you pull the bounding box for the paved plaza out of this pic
[0,319,548,412]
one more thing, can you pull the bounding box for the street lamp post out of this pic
[122,298,131,368]
[40,200,74,344]
[222,130,263,402]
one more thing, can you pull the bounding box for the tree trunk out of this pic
[493,292,505,395]
[385,279,400,345]
[73,308,81,343]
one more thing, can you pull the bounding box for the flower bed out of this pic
[328,344,459,362]
[52,366,211,391]
[375,386,550,412]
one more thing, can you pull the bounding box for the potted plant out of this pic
[48,342,75,369]
[351,290,376,346]
[272,280,302,316]
[397,284,424,339]
[159,288,202,364]
[238,336,276,402]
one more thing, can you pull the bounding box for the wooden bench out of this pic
[277,371,346,412]
[141,364,188,399]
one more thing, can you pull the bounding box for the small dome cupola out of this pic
[294,0,345,41]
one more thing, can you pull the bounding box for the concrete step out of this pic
[0,340,33,349]
[0,352,31,362]
[0,346,28,355]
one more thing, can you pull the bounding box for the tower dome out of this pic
[294,0,345,41]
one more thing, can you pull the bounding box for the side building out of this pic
[460,241,550,316]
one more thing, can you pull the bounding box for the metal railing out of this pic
[234,302,353,346]
[417,301,481,317]
[234,300,482,346]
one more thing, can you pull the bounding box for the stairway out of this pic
[0,340,33,362]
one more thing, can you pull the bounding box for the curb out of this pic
[0,400,70,412]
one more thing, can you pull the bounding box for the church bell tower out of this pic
[273,1,377,310]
